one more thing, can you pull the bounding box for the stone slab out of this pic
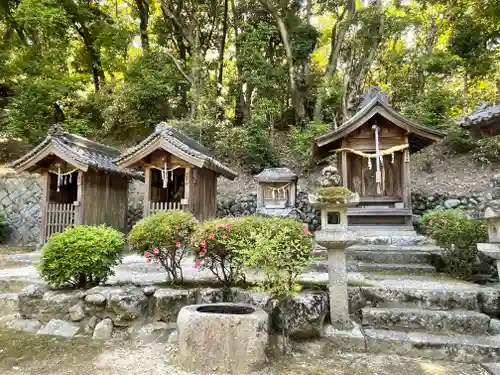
[483,363,500,375]
[37,319,80,338]
[322,322,366,352]
[365,328,500,363]
[362,307,491,334]
[357,262,436,274]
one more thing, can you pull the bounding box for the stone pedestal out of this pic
[311,193,359,329]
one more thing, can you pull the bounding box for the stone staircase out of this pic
[356,287,500,363]
[312,233,441,275]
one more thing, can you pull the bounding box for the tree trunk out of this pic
[345,0,384,110]
[135,0,150,53]
[313,3,355,121]
[259,0,304,123]
[216,0,229,119]
[231,0,248,126]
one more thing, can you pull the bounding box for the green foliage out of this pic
[128,211,196,283]
[289,121,331,167]
[473,136,500,165]
[316,186,354,203]
[444,128,477,154]
[0,212,6,244]
[214,120,279,172]
[38,225,124,288]
[421,209,488,280]
[240,217,313,300]
[190,217,263,289]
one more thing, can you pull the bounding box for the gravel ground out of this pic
[0,331,491,375]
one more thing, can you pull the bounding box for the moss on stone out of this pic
[317,187,354,203]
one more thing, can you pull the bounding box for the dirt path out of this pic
[0,328,490,375]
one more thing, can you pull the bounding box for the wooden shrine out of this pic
[115,123,237,220]
[10,125,137,244]
[313,88,445,227]
[459,103,500,139]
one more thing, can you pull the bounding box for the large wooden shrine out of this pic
[10,125,137,244]
[313,88,445,228]
[115,123,237,220]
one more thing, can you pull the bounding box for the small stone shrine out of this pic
[255,167,297,216]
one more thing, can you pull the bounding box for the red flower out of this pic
[194,260,201,269]
[145,251,151,258]
[175,242,182,248]
[201,239,207,248]
[153,248,160,254]
[428,220,433,226]
[200,249,207,257]
[225,224,231,231]
[209,233,215,239]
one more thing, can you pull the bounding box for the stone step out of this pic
[354,234,432,246]
[347,244,441,252]
[359,287,482,312]
[356,262,436,274]
[348,250,433,265]
[362,307,491,334]
[364,328,500,363]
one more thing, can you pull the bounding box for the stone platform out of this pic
[2,251,500,363]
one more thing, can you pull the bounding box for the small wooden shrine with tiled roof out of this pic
[459,103,500,138]
[313,87,445,229]
[10,125,137,244]
[115,122,237,220]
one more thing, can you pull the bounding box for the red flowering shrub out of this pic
[190,217,264,289]
[128,211,197,283]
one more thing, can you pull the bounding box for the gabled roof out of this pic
[115,122,238,180]
[9,125,138,177]
[314,95,446,158]
[255,168,297,183]
[459,103,500,128]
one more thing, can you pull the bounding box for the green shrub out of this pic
[39,225,125,288]
[239,216,313,352]
[128,211,196,283]
[421,209,487,280]
[444,128,477,154]
[289,121,331,167]
[473,136,500,164]
[190,217,259,290]
[0,212,6,243]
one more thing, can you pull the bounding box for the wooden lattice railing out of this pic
[44,202,75,240]
[149,201,183,215]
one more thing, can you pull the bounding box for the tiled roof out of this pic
[255,168,297,182]
[459,103,500,127]
[10,125,138,177]
[115,122,237,180]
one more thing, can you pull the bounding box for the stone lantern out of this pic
[255,168,297,216]
[477,175,500,280]
[309,165,359,329]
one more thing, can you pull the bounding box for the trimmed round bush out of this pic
[39,225,125,288]
[128,211,196,283]
[422,209,487,280]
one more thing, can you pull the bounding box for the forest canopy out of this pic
[1,0,500,170]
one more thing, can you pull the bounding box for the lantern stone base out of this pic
[477,243,500,281]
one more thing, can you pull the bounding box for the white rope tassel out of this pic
[57,165,61,192]
[379,155,384,167]
[391,152,395,164]
[368,158,372,170]
[161,162,168,189]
